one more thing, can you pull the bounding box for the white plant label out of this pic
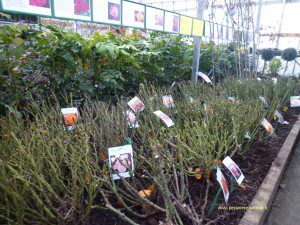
[153,110,175,127]
[108,144,134,180]
[222,156,245,185]
[197,72,212,83]
[216,167,229,204]
[128,96,145,112]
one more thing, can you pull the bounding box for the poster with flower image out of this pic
[146,6,164,31]
[2,0,52,16]
[54,0,91,21]
[164,11,179,33]
[122,1,145,29]
[108,145,134,180]
[93,0,121,25]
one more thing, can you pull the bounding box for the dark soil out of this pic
[87,110,299,225]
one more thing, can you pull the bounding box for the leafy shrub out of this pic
[269,58,281,76]
[261,48,274,61]
[281,48,298,61]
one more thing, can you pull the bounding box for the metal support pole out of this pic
[252,0,263,77]
[191,0,206,82]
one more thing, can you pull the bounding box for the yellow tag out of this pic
[274,114,277,121]
[283,106,288,112]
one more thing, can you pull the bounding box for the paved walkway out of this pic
[264,139,300,225]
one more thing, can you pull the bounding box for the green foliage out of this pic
[281,48,298,61]
[269,58,282,75]
[261,48,274,61]
[1,25,244,111]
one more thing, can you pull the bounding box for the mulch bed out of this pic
[88,110,299,225]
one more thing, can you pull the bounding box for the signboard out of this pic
[164,11,179,33]
[204,21,211,37]
[93,0,121,25]
[180,16,193,35]
[2,0,52,16]
[122,1,145,29]
[146,6,164,31]
[0,0,238,40]
[192,18,204,36]
[54,0,92,21]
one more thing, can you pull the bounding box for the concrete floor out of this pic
[264,139,300,225]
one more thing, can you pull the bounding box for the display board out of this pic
[122,0,145,29]
[192,19,204,36]
[93,0,121,25]
[180,16,193,35]
[146,6,164,31]
[53,0,92,21]
[0,0,208,37]
[164,11,180,33]
[1,0,52,16]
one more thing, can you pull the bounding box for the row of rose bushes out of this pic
[0,77,298,224]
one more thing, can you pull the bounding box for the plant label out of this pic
[222,156,244,185]
[126,111,139,128]
[153,110,175,127]
[245,132,251,139]
[61,108,79,131]
[108,144,134,180]
[170,81,176,88]
[290,96,300,107]
[188,96,195,104]
[259,96,269,108]
[216,167,229,204]
[162,95,175,108]
[128,97,145,112]
[261,118,274,134]
[197,72,212,84]
[272,78,278,85]
[274,110,288,125]
[257,77,262,81]
[228,96,238,103]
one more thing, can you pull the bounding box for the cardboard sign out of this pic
[128,97,145,112]
[93,0,121,25]
[108,145,134,180]
[222,156,245,185]
[216,167,229,204]
[290,96,300,107]
[54,0,92,21]
[153,110,175,127]
[126,111,139,128]
[274,110,288,125]
[197,72,212,83]
[2,0,52,16]
[61,108,79,131]
[261,118,274,133]
[162,95,175,108]
[259,96,269,108]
